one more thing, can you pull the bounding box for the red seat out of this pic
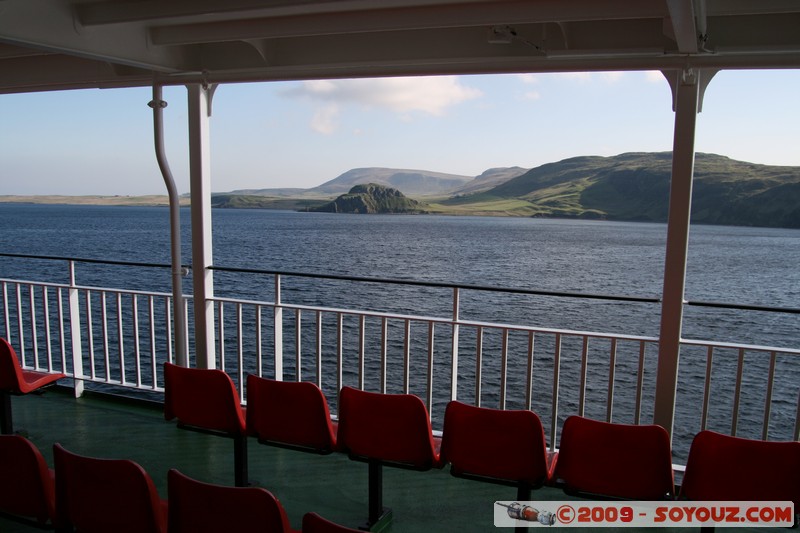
[167,469,298,533]
[302,512,361,533]
[336,386,441,530]
[551,415,674,500]
[53,443,167,533]
[0,337,65,434]
[681,430,800,525]
[163,362,249,486]
[0,435,56,527]
[440,401,552,501]
[246,375,337,454]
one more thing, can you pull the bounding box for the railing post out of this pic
[67,261,84,398]
[450,287,459,402]
[274,274,283,380]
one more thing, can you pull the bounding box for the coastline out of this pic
[0,195,189,207]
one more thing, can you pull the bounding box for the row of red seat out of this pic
[0,435,358,532]
[163,362,800,531]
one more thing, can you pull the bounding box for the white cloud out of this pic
[310,104,339,135]
[282,76,482,133]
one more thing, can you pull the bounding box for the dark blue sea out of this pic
[0,204,798,457]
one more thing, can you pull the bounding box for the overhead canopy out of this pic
[2,0,800,94]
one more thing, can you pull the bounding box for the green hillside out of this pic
[439,153,800,227]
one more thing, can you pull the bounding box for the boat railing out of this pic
[1,253,798,460]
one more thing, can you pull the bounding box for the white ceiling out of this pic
[1,0,799,94]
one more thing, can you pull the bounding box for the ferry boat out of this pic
[1,2,799,531]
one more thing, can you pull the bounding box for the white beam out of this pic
[666,0,699,53]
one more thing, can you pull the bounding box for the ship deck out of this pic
[2,387,788,533]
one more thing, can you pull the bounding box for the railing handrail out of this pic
[210,265,662,304]
[0,252,180,270]
[0,277,179,300]
[4,252,800,315]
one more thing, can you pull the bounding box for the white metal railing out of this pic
[1,255,798,460]
[1,274,181,395]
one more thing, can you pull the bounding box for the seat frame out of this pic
[163,362,248,487]
[1,338,65,435]
[337,386,441,532]
[440,401,552,533]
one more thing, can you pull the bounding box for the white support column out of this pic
[188,83,217,369]
[653,68,701,438]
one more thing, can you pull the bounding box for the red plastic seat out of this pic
[302,512,361,533]
[336,386,441,530]
[0,435,57,527]
[551,415,674,500]
[167,469,298,533]
[0,337,65,434]
[53,443,167,533]
[163,362,249,486]
[246,375,337,454]
[440,401,552,501]
[681,431,800,517]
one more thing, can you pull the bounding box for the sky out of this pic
[0,69,798,196]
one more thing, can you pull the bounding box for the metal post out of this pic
[68,261,84,398]
[274,274,283,380]
[188,83,217,369]
[149,85,188,367]
[450,287,459,401]
[653,68,701,438]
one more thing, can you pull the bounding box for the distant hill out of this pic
[439,152,800,227]
[309,183,424,214]
[450,167,529,195]
[210,194,326,210]
[306,168,471,197]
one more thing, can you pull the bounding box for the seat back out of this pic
[0,338,25,391]
[440,401,551,488]
[302,512,361,533]
[167,469,293,533]
[0,435,56,525]
[336,386,439,469]
[552,415,674,500]
[53,443,167,533]
[681,430,800,505]
[163,362,245,435]
[246,375,337,453]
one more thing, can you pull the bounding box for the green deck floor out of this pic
[2,387,793,532]
[3,387,522,532]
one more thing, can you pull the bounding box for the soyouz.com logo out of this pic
[494,501,796,528]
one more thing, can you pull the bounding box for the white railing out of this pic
[1,254,798,461]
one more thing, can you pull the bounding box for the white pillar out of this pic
[652,68,700,437]
[188,84,217,369]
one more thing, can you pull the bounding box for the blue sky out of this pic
[1,69,798,196]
